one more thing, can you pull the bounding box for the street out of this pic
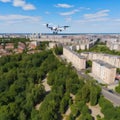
[102,87,120,106]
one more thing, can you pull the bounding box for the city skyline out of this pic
[0,0,120,33]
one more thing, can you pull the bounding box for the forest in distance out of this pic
[0,49,120,120]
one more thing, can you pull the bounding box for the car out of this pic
[108,90,113,93]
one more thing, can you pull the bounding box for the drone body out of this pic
[46,24,70,34]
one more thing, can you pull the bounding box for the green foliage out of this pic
[19,111,26,120]
[77,113,93,120]
[77,80,101,105]
[90,44,120,55]
[71,101,86,118]
[81,105,90,115]
[0,106,10,120]
[0,38,29,44]
[54,46,63,55]
[78,42,120,56]
[81,84,90,102]
[47,65,80,94]
[39,92,61,120]
[37,41,49,50]
[90,86,101,106]
[85,69,91,74]
[86,60,92,68]
[96,115,102,120]
[66,114,75,120]
[60,93,70,114]
[99,96,120,120]
[0,50,102,120]
[0,50,53,119]
[75,90,82,101]
[31,109,40,120]
[40,56,84,119]
[70,100,93,120]
[117,68,120,74]
[115,83,120,93]
[0,46,112,120]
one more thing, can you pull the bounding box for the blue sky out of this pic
[0,0,120,33]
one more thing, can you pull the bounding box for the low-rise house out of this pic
[17,42,26,52]
[5,43,14,50]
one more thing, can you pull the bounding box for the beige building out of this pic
[63,46,86,70]
[92,60,116,84]
[107,41,120,51]
[81,52,120,68]
[29,34,98,47]
[75,39,97,50]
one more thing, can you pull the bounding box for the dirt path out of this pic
[35,102,43,110]
[35,78,51,110]
[87,103,104,120]
[63,108,71,120]
[63,93,75,120]
[42,78,51,92]
[70,93,75,102]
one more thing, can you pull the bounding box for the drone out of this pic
[46,24,70,34]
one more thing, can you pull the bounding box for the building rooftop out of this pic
[81,52,120,59]
[93,59,116,69]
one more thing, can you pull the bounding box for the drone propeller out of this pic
[43,23,53,26]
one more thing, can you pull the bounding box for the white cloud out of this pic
[45,11,50,14]
[13,0,36,10]
[55,3,73,8]
[77,18,109,23]
[0,14,40,24]
[75,9,110,23]
[60,9,79,16]
[59,7,90,16]
[113,19,120,22]
[0,14,45,33]
[22,3,36,10]
[13,0,25,7]
[0,0,36,10]
[84,10,110,19]
[0,0,11,2]
[79,7,91,10]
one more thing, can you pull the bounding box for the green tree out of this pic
[81,84,90,102]
[115,82,120,93]
[54,46,63,55]
[90,86,101,106]
[77,113,93,120]
[60,93,70,114]
[19,111,26,120]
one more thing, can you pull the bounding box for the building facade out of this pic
[107,41,120,51]
[92,60,116,84]
[63,46,86,70]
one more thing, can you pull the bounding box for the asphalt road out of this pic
[102,87,120,106]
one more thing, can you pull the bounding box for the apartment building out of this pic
[63,46,86,70]
[92,60,116,84]
[81,52,120,68]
